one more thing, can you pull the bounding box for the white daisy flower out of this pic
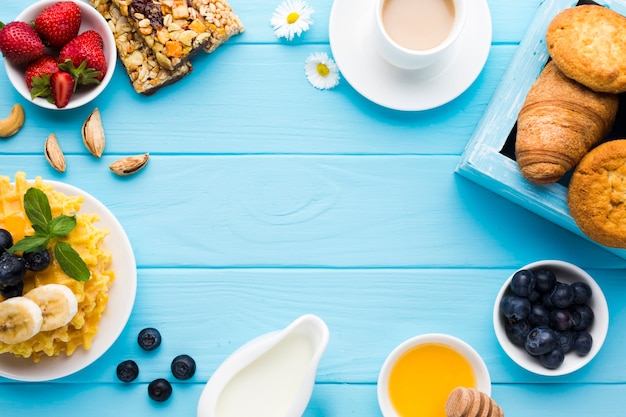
[305,52,340,90]
[270,0,314,41]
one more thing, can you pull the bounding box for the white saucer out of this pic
[329,0,492,111]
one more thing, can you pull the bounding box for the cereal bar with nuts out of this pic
[91,0,192,95]
[189,0,245,53]
[112,0,212,71]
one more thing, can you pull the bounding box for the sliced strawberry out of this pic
[24,54,59,99]
[34,1,81,47]
[59,31,107,83]
[50,71,74,108]
[0,21,45,65]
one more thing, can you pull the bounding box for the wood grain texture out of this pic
[0,0,625,416]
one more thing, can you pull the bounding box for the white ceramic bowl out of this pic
[377,333,491,417]
[493,260,609,376]
[5,0,116,110]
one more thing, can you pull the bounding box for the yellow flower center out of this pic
[286,12,300,24]
[316,63,330,77]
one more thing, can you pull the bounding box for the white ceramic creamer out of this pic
[197,314,330,417]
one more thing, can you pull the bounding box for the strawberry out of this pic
[24,54,59,99]
[0,21,45,65]
[50,71,74,108]
[78,30,104,50]
[34,1,81,47]
[59,31,107,83]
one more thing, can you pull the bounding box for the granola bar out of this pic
[91,0,192,95]
[112,0,211,70]
[189,0,245,53]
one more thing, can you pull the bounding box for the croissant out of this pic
[515,61,619,184]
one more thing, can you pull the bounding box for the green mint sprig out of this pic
[8,187,90,282]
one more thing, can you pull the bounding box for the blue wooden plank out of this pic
[0,155,623,268]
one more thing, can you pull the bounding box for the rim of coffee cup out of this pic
[375,0,467,56]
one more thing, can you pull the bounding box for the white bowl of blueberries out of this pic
[493,260,609,376]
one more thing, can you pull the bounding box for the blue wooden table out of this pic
[1,0,626,415]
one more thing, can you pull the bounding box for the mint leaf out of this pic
[55,242,90,282]
[8,235,50,253]
[48,215,76,238]
[24,188,52,230]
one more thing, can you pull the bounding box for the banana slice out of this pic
[0,297,43,344]
[24,284,78,332]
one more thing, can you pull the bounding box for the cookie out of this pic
[546,5,626,94]
[568,139,626,248]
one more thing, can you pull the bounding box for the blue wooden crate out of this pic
[456,0,626,260]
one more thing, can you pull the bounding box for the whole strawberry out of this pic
[59,31,107,83]
[34,1,81,47]
[24,54,59,99]
[78,29,103,50]
[0,21,45,65]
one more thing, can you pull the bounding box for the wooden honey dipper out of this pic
[445,387,504,417]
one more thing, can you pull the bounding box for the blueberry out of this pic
[500,295,531,322]
[148,378,172,402]
[505,319,531,346]
[527,290,541,304]
[540,347,565,369]
[528,303,550,327]
[571,282,592,305]
[573,331,593,356]
[138,327,162,351]
[171,354,196,380]
[510,269,535,297]
[550,309,572,332]
[23,249,51,271]
[525,326,557,356]
[555,330,575,353]
[0,229,13,253]
[570,304,594,331]
[0,252,26,286]
[550,282,574,309]
[534,268,557,293]
[116,359,139,382]
[0,281,23,299]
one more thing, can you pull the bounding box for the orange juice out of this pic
[387,343,476,417]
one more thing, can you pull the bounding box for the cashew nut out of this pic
[0,104,25,138]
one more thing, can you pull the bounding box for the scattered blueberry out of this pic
[499,295,531,322]
[0,281,24,299]
[571,282,592,305]
[540,347,565,369]
[23,249,51,271]
[573,331,593,356]
[138,327,162,351]
[171,354,196,380]
[550,283,574,309]
[534,268,557,293]
[0,252,26,286]
[116,359,139,382]
[525,326,557,356]
[0,229,13,252]
[148,378,172,402]
[510,269,535,297]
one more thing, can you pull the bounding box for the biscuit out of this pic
[546,5,626,94]
[568,140,626,248]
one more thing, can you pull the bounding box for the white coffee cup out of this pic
[373,0,467,70]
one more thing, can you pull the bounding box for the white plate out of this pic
[0,181,137,381]
[329,0,492,111]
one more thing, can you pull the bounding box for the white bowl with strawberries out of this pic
[0,0,116,110]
